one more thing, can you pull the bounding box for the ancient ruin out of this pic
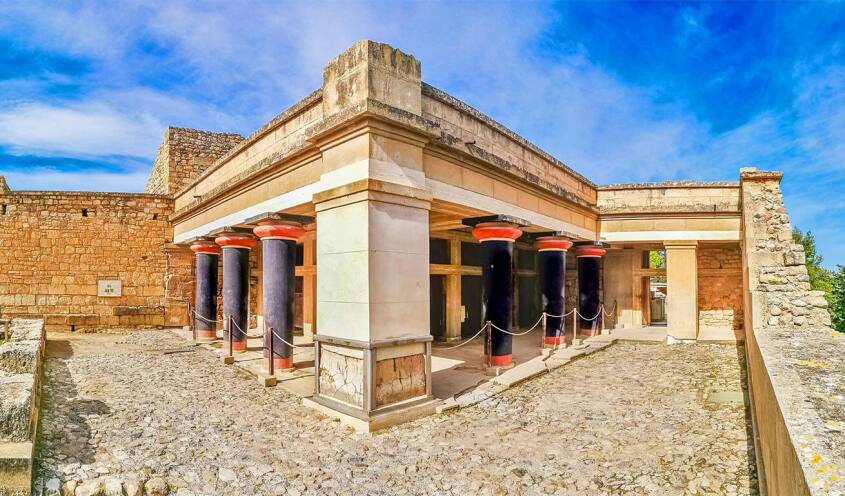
[0,40,842,495]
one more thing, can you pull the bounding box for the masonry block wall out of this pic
[0,191,173,331]
[697,246,744,331]
[145,126,244,195]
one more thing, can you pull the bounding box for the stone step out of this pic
[0,374,35,443]
[0,342,40,375]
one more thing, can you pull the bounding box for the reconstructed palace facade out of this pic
[1,41,841,495]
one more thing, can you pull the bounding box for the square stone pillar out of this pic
[304,40,440,430]
[665,241,698,340]
[309,179,434,429]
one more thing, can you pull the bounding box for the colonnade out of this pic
[467,215,606,369]
[189,213,313,370]
[189,212,605,373]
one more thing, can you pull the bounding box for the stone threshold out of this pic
[435,335,618,414]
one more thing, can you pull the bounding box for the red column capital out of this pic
[253,220,306,241]
[574,245,606,258]
[215,234,257,249]
[190,241,222,255]
[471,222,523,242]
[535,237,573,252]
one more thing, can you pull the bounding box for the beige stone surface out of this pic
[665,241,699,340]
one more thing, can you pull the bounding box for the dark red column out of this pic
[190,241,221,341]
[574,243,606,337]
[253,220,305,370]
[215,233,257,352]
[536,236,573,346]
[472,222,523,367]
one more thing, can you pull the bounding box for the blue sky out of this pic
[0,1,843,267]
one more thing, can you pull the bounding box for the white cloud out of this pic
[0,101,163,158]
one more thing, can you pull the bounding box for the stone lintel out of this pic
[663,240,699,248]
[206,226,256,237]
[462,214,531,228]
[740,167,784,183]
[313,178,432,209]
[243,211,315,227]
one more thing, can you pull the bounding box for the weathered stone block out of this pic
[0,342,39,375]
[375,354,426,407]
[0,374,35,443]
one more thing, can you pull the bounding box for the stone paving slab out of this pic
[34,329,758,495]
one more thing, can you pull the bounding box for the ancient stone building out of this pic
[1,40,841,494]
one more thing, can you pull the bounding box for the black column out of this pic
[216,235,256,352]
[575,243,605,337]
[261,238,296,368]
[192,243,220,341]
[539,250,566,345]
[481,239,515,365]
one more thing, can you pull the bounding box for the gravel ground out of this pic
[34,330,757,496]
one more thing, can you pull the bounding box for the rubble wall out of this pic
[145,127,243,196]
[697,246,743,331]
[0,192,174,331]
[740,169,844,495]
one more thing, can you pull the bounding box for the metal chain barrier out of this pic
[489,313,545,336]
[190,309,221,324]
[440,322,490,349]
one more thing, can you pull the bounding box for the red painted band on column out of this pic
[215,235,257,249]
[232,341,247,351]
[579,328,601,337]
[574,247,606,258]
[273,357,293,369]
[472,223,523,242]
[544,335,567,345]
[253,222,305,241]
[196,330,216,339]
[488,354,513,366]
[535,237,573,252]
[190,243,222,255]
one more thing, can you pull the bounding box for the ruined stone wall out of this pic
[697,246,743,330]
[173,95,322,212]
[0,191,173,331]
[145,127,244,196]
[740,169,843,495]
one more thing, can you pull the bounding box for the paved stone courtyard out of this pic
[34,330,757,496]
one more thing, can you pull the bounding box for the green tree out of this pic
[793,229,833,294]
[830,266,845,333]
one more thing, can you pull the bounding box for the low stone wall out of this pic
[0,318,46,496]
[740,169,844,495]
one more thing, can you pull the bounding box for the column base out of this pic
[314,334,433,428]
[544,335,567,346]
[196,330,217,342]
[304,396,439,433]
[485,359,515,376]
[231,341,247,353]
[580,329,601,337]
[487,354,513,367]
[272,357,294,370]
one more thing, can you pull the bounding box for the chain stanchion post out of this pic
[268,327,275,376]
[484,320,491,368]
[572,310,578,347]
[600,304,604,334]
[189,302,196,342]
[224,315,234,364]
[3,321,8,343]
[540,312,547,350]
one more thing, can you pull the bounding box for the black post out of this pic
[216,234,255,352]
[261,237,296,369]
[575,243,606,337]
[537,237,571,346]
[191,242,220,342]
